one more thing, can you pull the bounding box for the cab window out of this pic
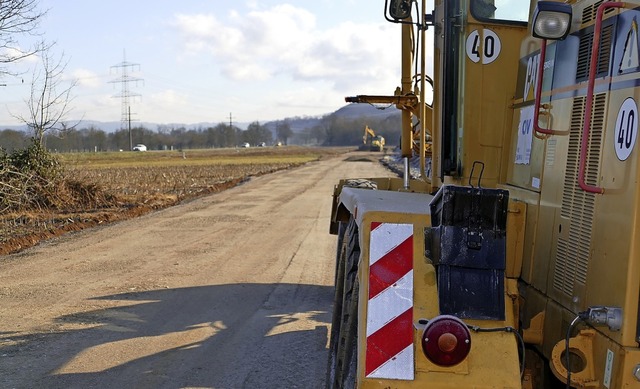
[470,0,529,24]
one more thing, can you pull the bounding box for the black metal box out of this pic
[427,185,509,320]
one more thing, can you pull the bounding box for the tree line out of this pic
[1,121,281,153]
[0,112,402,153]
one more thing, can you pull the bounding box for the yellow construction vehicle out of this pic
[327,1,640,388]
[361,125,386,152]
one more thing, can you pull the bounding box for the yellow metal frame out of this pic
[352,203,522,388]
[331,1,640,388]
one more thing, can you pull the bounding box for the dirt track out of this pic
[0,153,396,389]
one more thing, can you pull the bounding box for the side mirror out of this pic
[388,0,412,20]
[532,1,572,40]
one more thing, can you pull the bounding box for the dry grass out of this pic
[0,146,352,255]
[63,147,340,199]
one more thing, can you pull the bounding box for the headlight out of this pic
[532,1,572,40]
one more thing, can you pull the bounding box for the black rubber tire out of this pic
[335,218,360,388]
[344,179,377,190]
[326,217,359,389]
[340,278,359,389]
[333,221,347,285]
[326,218,355,388]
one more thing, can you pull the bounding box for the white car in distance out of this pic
[132,144,147,151]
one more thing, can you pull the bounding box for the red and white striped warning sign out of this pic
[365,222,414,380]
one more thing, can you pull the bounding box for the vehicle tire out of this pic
[333,221,347,284]
[326,217,359,389]
[326,218,354,388]
[335,218,360,388]
[344,179,377,190]
[340,278,359,389]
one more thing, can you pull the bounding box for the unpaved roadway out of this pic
[0,153,396,389]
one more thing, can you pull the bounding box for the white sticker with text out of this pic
[516,105,535,164]
[604,349,613,388]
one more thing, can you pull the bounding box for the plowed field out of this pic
[0,147,351,255]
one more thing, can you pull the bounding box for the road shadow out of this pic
[0,283,333,389]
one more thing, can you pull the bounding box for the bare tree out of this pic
[14,43,79,143]
[276,119,293,145]
[0,0,46,75]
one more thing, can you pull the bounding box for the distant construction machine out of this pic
[360,125,385,152]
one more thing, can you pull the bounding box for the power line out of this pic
[109,50,143,150]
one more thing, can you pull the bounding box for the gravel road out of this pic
[0,153,396,389]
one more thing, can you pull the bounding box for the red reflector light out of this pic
[421,315,471,367]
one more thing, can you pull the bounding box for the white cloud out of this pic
[301,22,399,90]
[0,47,39,64]
[172,4,400,93]
[174,13,244,58]
[72,68,102,88]
[150,89,188,107]
[274,84,346,111]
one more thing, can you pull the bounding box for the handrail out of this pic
[419,0,428,183]
[533,39,556,136]
[579,1,625,194]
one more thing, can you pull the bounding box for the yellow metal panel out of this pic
[356,209,522,388]
[462,21,528,187]
[498,185,541,286]
[584,87,640,347]
[357,211,432,388]
[506,199,527,278]
[571,327,640,388]
[619,348,640,387]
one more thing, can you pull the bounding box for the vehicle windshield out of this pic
[470,0,529,23]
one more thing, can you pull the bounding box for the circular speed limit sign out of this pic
[466,29,501,64]
[614,97,638,161]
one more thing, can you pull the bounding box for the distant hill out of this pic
[0,103,399,135]
[263,116,320,134]
[332,103,399,119]
[264,103,399,134]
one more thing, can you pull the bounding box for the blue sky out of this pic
[0,0,407,127]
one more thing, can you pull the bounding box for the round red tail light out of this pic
[421,315,471,367]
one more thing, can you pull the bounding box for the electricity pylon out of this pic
[110,51,143,150]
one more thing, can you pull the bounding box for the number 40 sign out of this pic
[466,29,501,65]
[615,97,638,161]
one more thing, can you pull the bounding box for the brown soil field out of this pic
[0,146,353,256]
